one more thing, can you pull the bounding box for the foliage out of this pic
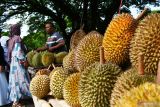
[0,0,158,50]
[23,31,47,51]
[1,31,9,36]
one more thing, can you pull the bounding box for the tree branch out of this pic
[50,0,80,21]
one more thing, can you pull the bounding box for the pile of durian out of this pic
[29,10,160,107]
[27,50,68,67]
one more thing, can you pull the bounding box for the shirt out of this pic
[46,32,67,53]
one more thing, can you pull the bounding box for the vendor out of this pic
[36,22,67,53]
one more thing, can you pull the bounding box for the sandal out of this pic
[12,102,23,107]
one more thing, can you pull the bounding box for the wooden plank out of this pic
[48,98,70,107]
[32,96,41,107]
[32,95,70,107]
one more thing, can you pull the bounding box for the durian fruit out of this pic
[110,68,156,107]
[49,67,60,79]
[27,50,37,66]
[36,69,50,76]
[102,13,137,67]
[63,50,77,72]
[50,67,72,99]
[63,73,81,107]
[70,25,86,50]
[30,75,50,98]
[41,51,54,67]
[110,54,156,107]
[54,51,68,64]
[102,8,148,68]
[79,62,122,107]
[79,47,122,107]
[75,31,103,72]
[32,52,43,67]
[115,82,160,107]
[130,13,160,74]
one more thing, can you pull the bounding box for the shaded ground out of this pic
[2,98,35,107]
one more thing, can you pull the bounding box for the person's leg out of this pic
[5,71,9,83]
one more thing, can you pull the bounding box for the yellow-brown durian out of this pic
[30,75,50,98]
[63,50,77,72]
[70,26,86,50]
[110,68,156,107]
[130,13,160,74]
[115,82,160,107]
[102,13,137,68]
[75,31,103,72]
[50,67,72,99]
[36,69,50,76]
[63,73,81,107]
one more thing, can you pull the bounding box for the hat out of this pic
[0,36,10,47]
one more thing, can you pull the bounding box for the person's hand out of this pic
[19,60,29,68]
[36,48,41,52]
[48,47,53,52]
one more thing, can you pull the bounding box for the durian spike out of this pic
[156,61,160,84]
[137,53,144,75]
[100,46,105,64]
[136,8,149,21]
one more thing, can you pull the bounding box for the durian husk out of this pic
[130,13,160,74]
[30,75,50,98]
[63,73,81,107]
[115,82,160,107]
[50,67,72,99]
[41,51,54,67]
[110,68,156,107]
[32,52,43,67]
[36,69,50,76]
[49,67,61,79]
[79,62,122,107]
[102,13,137,68]
[75,31,103,72]
[70,25,86,50]
[54,51,68,64]
[27,50,37,66]
[63,50,78,72]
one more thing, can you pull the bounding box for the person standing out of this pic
[36,21,67,53]
[0,35,10,81]
[0,29,11,106]
[8,24,31,107]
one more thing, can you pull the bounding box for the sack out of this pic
[0,66,5,72]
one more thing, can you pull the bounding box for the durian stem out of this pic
[52,63,56,69]
[136,8,148,21]
[80,24,84,30]
[100,46,105,64]
[47,63,56,70]
[156,61,160,84]
[47,64,52,70]
[138,53,144,75]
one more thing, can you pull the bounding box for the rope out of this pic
[118,0,123,14]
